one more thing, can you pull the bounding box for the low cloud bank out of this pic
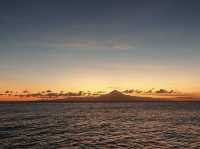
[0,88,180,99]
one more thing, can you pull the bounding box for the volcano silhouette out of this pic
[101,90,126,98]
[109,90,124,96]
[98,90,141,102]
[54,90,155,102]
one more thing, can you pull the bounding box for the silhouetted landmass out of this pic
[49,90,169,102]
[0,90,199,103]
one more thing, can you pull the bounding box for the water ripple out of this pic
[0,102,200,148]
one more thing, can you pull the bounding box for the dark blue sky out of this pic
[0,0,200,92]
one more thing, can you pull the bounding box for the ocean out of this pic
[0,102,200,148]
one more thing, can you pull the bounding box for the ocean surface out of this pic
[0,102,200,149]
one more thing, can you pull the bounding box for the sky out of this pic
[0,0,200,94]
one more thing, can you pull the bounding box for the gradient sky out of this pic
[0,0,200,93]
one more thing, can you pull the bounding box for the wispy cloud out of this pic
[49,39,134,51]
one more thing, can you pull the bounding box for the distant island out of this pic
[32,90,198,102]
[0,90,199,102]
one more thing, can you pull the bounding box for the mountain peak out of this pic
[99,90,131,101]
[109,90,124,96]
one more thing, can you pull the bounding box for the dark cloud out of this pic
[23,90,29,94]
[135,90,143,94]
[123,89,134,94]
[146,88,155,94]
[156,89,176,94]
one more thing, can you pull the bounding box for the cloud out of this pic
[155,89,176,94]
[123,89,135,94]
[49,39,133,51]
[146,88,155,94]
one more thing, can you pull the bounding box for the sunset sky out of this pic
[1,0,200,95]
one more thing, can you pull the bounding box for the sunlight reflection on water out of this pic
[0,102,200,148]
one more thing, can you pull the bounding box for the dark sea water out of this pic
[0,102,200,149]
